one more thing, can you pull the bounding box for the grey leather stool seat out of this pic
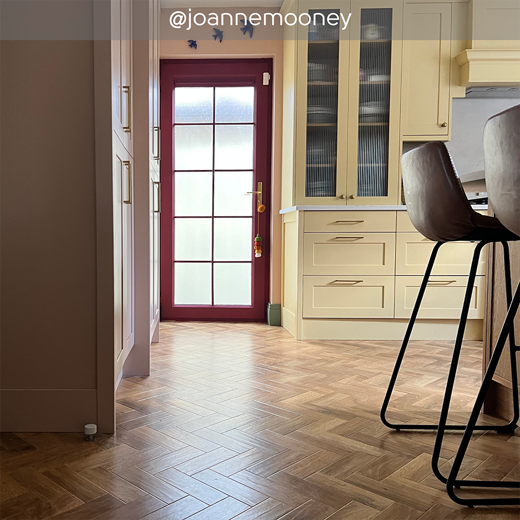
[443,104,520,507]
[380,140,519,506]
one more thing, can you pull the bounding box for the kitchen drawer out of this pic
[397,212,417,233]
[397,210,489,233]
[304,211,396,233]
[395,276,485,319]
[303,233,396,276]
[396,233,486,276]
[303,276,395,319]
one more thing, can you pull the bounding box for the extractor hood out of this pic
[466,86,520,98]
[456,49,520,88]
[454,1,520,88]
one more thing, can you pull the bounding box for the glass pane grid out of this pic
[173,86,255,306]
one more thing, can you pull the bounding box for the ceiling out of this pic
[160,0,284,7]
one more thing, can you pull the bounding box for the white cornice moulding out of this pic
[456,49,520,87]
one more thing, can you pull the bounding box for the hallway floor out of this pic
[1,322,519,519]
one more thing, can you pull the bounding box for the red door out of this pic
[160,59,272,321]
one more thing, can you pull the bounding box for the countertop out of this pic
[280,205,489,214]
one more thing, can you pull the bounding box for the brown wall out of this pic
[161,11,284,304]
[0,41,98,431]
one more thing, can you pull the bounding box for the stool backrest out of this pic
[401,142,476,242]
[484,104,520,237]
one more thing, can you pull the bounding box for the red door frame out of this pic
[160,59,273,322]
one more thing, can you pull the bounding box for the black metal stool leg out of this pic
[446,282,520,507]
[431,241,494,484]
[501,242,520,432]
[380,242,442,431]
[381,241,511,433]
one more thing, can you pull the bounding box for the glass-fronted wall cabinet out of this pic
[283,0,403,207]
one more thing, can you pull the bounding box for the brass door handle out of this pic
[123,86,132,133]
[428,280,457,285]
[332,236,364,240]
[339,194,346,200]
[331,280,363,285]
[441,122,448,128]
[123,160,132,204]
[334,220,365,224]
[154,127,161,161]
[246,182,262,205]
[154,181,161,213]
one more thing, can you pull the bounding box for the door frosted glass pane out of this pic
[215,125,254,170]
[215,87,255,123]
[175,87,213,123]
[214,263,252,305]
[214,171,254,216]
[214,218,252,261]
[175,218,212,260]
[175,126,213,170]
[175,263,212,305]
[175,171,213,216]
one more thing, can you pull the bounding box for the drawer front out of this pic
[303,233,396,276]
[397,212,417,233]
[397,210,489,233]
[303,276,395,319]
[395,276,485,319]
[396,233,486,276]
[304,211,396,233]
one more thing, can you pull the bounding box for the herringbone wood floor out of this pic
[1,322,519,519]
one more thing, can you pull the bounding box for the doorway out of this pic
[161,59,273,321]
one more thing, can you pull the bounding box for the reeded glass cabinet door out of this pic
[295,0,350,204]
[347,1,403,205]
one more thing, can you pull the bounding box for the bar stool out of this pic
[380,142,520,482]
[444,104,520,507]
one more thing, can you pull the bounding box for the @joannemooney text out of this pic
[169,10,352,32]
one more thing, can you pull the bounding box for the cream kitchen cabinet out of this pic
[112,0,133,153]
[282,208,487,341]
[282,0,403,207]
[401,3,452,139]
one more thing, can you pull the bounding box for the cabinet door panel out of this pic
[303,276,395,318]
[347,0,403,205]
[395,276,485,319]
[113,141,134,381]
[401,4,452,138]
[151,180,160,332]
[303,233,395,275]
[112,0,133,153]
[396,233,486,276]
[295,0,351,205]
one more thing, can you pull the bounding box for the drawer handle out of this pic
[332,236,364,240]
[331,280,363,285]
[427,280,457,285]
[334,220,365,224]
